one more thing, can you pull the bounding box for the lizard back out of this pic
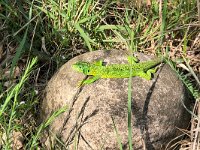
[87,57,163,78]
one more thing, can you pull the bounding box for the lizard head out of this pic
[72,61,91,74]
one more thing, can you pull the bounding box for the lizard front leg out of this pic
[78,76,101,87]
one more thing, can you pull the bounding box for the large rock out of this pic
[40,50,191,149]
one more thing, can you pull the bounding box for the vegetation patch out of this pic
[0,0,199,149]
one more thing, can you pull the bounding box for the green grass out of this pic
[0,0,199,149]
[0,58,37,149]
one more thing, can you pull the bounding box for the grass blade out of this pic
[29,105,68,148]
[10,1,34,76]
[74,23,95,51]
[111,117,123,150]
[128,61,133,150]
[0,57,38,118]
[10,27,28,76]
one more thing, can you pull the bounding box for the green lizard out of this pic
[72,56,163,86]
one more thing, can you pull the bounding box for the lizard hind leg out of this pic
[138,67,158,80]
[141,67,158,80]
[137,71,152,80]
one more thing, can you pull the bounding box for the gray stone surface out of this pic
[40,50,191,149]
